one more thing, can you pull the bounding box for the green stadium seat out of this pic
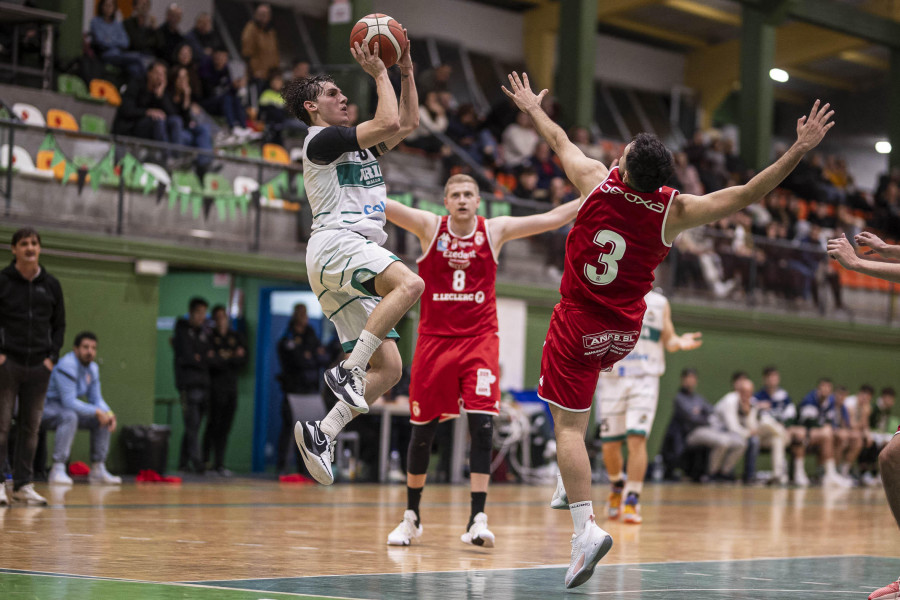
[57,74,105,104]
[80,113,109,135]
[418,200,446,215]
[488,201,511,217]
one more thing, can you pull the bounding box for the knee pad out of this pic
[468,413,494,474]
[407,419,439,475]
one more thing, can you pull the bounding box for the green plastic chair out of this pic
[203,172,235,220]
[57,74,104,103]
[80,113,109,135]
[488,201,511,217]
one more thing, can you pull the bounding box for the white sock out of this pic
[570,501,593,533]
[825,458,837,476]
[623,480,643,497]
[344,330,382,372]
[794,457,806,476]
[320,402,355,440]
[839,463,850,477]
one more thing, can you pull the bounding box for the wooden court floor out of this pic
[1,480,899,599]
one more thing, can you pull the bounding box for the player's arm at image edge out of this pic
[487,196,584,250]
[385,199,439,248]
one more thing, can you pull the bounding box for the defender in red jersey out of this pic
[502,71,834,589]
[383,173,581,548]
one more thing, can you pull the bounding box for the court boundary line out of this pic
[190,554,887,583]
[0,568,368,599]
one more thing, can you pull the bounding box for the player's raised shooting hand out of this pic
[501,72,548,114]
[795,100,835,153]
[396,29,412,72]
[351,40,386,78]
[827,234,859,269]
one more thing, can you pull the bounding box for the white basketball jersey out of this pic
[302,126,388,245]
[602,290,668,378]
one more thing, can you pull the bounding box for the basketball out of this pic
[349,13,407,68]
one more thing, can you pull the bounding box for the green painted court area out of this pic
[2,556,898,599]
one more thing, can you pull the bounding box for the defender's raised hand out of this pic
[501,72,548,114]
[796,100,835,153]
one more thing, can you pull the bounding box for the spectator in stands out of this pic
[446,103,497,166]
[673,151,703,196]
[199,48,252,144]
[291,60,311,80]
[185,12,222,62]
[513,165,541,203]
[753,366,796,485]
[418,63,452,96]
[833,385,863,479]
[714,374,760,482]
[173,297,212,474]
[276,303,327,475]
[90,0,146,80]
[174,43,202,101]
[0,227,65,506]
[674,368,746,481]
[259,68,307,143]
[846,384,879,485]
[405,89,448,155]
[241,3,280,84]
[796,378,853,487]
[502,111,540,169]
[156,3,185,62]
[203,305,247,477]
[860,387,897,486]
[569,126,605,162]
[167,65,214,174]
[42,332,121,486]
[531,141,564,190]
[123,0,160,58]
[112,60,180,149]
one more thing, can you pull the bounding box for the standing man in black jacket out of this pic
[203,304,247,476]
[276,303,327,474]
[173,296,211,474]
[0,228,65,505]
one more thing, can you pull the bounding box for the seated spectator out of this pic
[418,63,452,96]
[156,3,185,62]
[112,61,181,149]
[167,65,214,174]
[753,366,799,485]
[796,378,853,487]
[858,387,896,485]
[199,48,252,143]
[405,90,448,155]
[184,12,222,63]
[512,166,541,204]
[832,385,863,478]
[291,60,310,80]
[259,68,307,143]
[174,42,202,101]
[42,332,121,486]
[90,0,145,80]
[846,384,878,485]
[674,368,746,481]
[531,141,564,190]
[241,3,279,86]
[123,0,160,59]
[674,151,703,196]
[501,112,539,169]
[715,374,763,483]
[446,103,497,166]
[569,126,605,162]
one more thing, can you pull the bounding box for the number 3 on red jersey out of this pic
[584,229,626,285]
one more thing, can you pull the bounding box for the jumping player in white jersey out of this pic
[383,174,582,548]
[283,36,425,485]
[587,290,701,525]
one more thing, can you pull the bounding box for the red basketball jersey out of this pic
[560,166,678,322]
[417,215,498,337]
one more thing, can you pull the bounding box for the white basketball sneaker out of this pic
[387,510,423,546]
[324,362,369,413]
[89,463,122,485]
[294,421,336,485]
[565,516,613,589]
[48,462,73,485]
[550,472,569,510]
[461,512,495,548]
[12,483,48,506]
[0,482,8,506]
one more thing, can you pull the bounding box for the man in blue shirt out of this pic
[796,378,852,488]
[42,332,121,485]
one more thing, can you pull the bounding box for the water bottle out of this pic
[651,454,664,483]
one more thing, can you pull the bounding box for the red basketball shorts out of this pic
[408,332,501,424]
[538,302,641,413]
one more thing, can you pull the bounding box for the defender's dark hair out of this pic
[189,296,209,312]
[211,304,227,318]
[74,331,97,347]
[282,74,335,125]
[11,227,41,246]
[623,133,674,193]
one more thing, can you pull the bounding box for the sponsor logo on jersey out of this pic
[364,201,386,215]
[444,248,477,270]
[474,231,485,246]
[432,291,485,303]
[599,181,665,213]
[581,330,640,357]
[411,401,421,418]
[336,160,384,188]
[475,368,496,397]
[437,233,451,252]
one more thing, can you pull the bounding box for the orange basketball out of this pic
[349,13,407,68]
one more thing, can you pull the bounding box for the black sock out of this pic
[612,480,625,491]
[407,486,423,526]
[468,491,487,529]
